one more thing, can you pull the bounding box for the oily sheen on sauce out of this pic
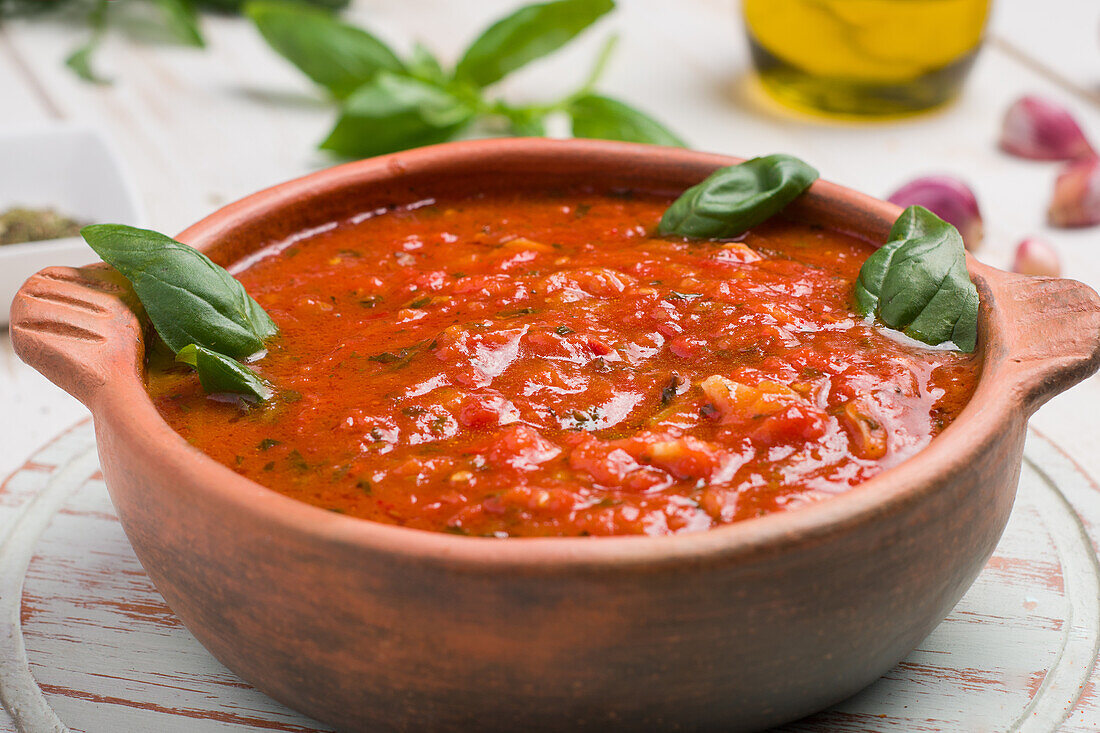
[146,190,979,537]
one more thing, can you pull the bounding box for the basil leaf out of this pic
[320,72,473,158]
[246,0,404,99]
[65,0,110,83]
[81,224,278,359]
[177,344,273,401]
[454,0,614,88]
[658,154,819,239]
[65,40,108,84]
[854,205,978,352]
[407,41,447,85]
[152,0,205,48]
[569,93,684,147]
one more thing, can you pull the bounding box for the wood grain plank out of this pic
[0,25,60,124]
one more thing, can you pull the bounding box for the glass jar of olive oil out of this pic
[742,0,992,118]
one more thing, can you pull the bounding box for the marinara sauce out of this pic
[147,190,979,537]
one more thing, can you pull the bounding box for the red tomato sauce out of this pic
[146,189,979,537]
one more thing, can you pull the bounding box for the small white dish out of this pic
[0,125,144,325]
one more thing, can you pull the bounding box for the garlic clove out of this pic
[1012,237,1061,277]
[1048,155,1100,228]
[999,95,1094,161]
[887,175,983,249]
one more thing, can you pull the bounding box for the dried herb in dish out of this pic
[0,207,86,246]
[854,205,979,352]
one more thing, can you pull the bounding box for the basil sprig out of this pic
[855,206,979,352]
[659,154,819,239]
[82,224,277,400]
[245,0,683,158]
[177,345,273,401]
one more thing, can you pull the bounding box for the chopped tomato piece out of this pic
[488,425,560,471]
[836,398,889,459]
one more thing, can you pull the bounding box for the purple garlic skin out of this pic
[1012,237,1061,277]
[1048,155,1100,228]
[888,175,983,249]
[1000,95,1094,161]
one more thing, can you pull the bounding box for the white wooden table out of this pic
[1,1,1099,730]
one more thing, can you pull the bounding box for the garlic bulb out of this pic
[1012,237,1061,277]
[1048,156,1100,228]
[1000,96,1094,161]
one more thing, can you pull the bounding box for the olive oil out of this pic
[743,0,991,117]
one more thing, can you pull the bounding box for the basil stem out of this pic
[176,344,272,401]
[855,205,979,352]
[81,224,278,360]
[658,154,819,239]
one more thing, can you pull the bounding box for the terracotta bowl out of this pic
[11,139,1100,732]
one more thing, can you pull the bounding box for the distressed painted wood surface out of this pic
[0,421,1097,732]
[1,0,1100,730]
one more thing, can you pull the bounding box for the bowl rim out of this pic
[76,139,1047,567]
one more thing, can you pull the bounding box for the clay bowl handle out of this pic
[9,266,142,409]
[986,269,1100,415]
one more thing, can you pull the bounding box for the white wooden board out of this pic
[0,421,1097,732]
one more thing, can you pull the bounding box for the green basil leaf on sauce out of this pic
[246,0,404,99]
[658,154,819,239]
[454,0,615,88]
[320,72,474,158]
[854,205,979,352]
[176,344,273,401]
[568,94,686,147]
[81,224,278,359]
